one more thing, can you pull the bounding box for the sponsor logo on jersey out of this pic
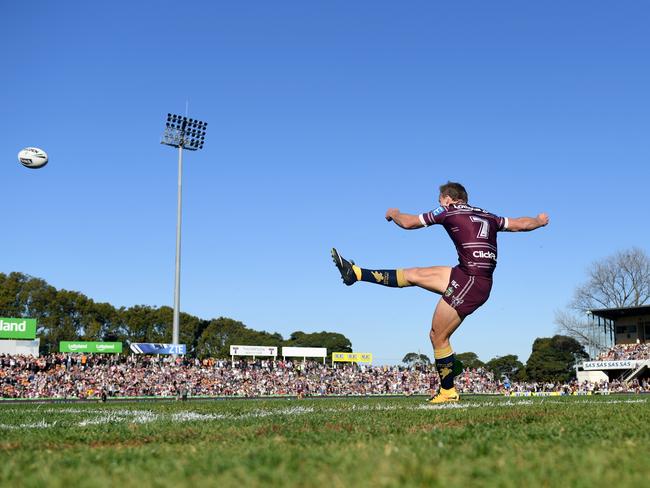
[432,206,445,216]
[455,203,486,213]
[473,250,496,260]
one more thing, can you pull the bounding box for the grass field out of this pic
[1,395,649,487]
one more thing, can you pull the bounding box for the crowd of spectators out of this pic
[1,353,649,400]
[596,342,650,361]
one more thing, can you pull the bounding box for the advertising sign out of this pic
[0,318,37,339]
[130,343,186,355]
[509,392,562,397]
[230,345,278,357]
[282,347,327,358]
[332,352,373,363]
[59,341,123,353]
[581,360,642,370]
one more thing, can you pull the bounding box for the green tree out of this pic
[40,289,96,353]
[402,352,431,367]
[0,271,58,326]
[286,331,352,360]
[486,354,524,380]
[195,317,283,358]
[121,305,169,343]
[79,301,122,342]
[1,272,354,360]
[525,335,588,383]
[0,272,113,352]
[455,352,485,370]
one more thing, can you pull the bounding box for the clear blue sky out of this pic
[2,1,649,364]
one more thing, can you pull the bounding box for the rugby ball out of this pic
[18,147,48,169]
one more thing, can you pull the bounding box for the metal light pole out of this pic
[161,113,207,347]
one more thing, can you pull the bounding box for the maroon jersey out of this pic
[419,203,508,277]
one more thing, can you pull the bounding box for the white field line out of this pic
[0,398,646,430]
[0,419,56,430]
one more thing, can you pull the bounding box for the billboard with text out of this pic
[130,343,186,355]
[332,352,373,363]
[230,345,278,357]
[0,318,37,339]
[59,341,123,353]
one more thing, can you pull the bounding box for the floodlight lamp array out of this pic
[161,113,208,151]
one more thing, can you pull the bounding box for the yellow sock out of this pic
[434,345,453,360]
[352,265,362,281]
[396,269,409,287]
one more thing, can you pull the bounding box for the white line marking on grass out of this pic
[77,410,159,426]
[0,397,646,430]
[0,419,55,430]
[171,412,228,422]
[544,398,647,405]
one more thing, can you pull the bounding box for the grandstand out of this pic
[3,352,649,400]
[577,305,650,384]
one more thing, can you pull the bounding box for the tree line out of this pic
[0,272,353,358]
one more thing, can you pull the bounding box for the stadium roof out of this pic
[589,305,650,321]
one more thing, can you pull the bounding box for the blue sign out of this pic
[130,343,186,355]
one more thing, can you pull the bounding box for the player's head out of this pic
[439,181,468,205]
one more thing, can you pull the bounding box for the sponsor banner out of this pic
[0,339,40,356]
[0,318,37,339]
[509,391,562,397]
[230,345,278,357]
[130,343,186,355]
[332,352,373,363]
[59,341,123,353]
[581,360,643,371]
[282,347,327,358]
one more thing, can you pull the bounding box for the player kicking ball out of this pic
[332,182,549,404]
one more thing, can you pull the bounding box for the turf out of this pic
[1,395,649,487]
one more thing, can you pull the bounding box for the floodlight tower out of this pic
[161,113,208,348]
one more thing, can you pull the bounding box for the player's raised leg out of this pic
[428,298,464,404]
[331,248,451,292]
[331,248,409,287]
[402,266,452,294]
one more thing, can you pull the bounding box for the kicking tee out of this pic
[419,204,508,277]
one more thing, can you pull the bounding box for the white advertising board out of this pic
[230,345,278,357]
[282,347,327,358]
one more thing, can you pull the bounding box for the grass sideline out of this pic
[1,396,649,487]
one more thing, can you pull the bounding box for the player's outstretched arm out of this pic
[506,213,549,232]
[385,208,424,229]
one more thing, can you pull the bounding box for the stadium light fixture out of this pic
[161,113,208,349]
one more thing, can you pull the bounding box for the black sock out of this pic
[358,268,408,287]
[435,354,457,390]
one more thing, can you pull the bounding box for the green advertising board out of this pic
[0,318,37,339]
[59,341,123,353]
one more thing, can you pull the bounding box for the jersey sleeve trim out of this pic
[420,206,446,227]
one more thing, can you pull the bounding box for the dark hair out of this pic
[439,181,468,203]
